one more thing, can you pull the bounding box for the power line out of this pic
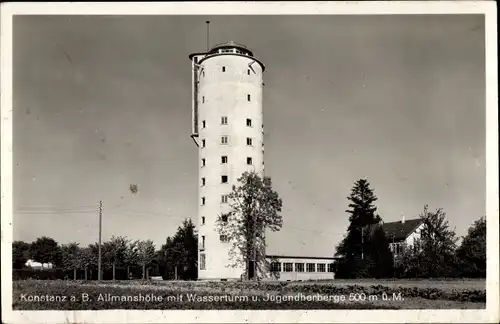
[16,203,99,208]
[15,203,100,214]
[15,208,98,212]
[16,211,98,215]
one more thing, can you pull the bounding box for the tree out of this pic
[215,171,283,280]
[123,240,140,279]
[76,245,98,280]
[455,216,486,278]
[12,240,31,269]
[137,240,156,279]
[160,237,175,280]
[335,179,392,278]
[418,205,458,277]
[160,219,198,280]
[396,205,458,278]
[103,236,128,280]
[29,236,62,267]
[268,256,281,280]
[60,242,80,279]
[364,223,394,278]
[394,238,423,278]
[169,219,198,280]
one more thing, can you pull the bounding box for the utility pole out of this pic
[98,200,103,281]
[206,21,210,51]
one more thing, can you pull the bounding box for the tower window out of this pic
[201,139,206,148]
[200,253,206,270]
[201,178,206,186]
[221,214,228,222]
[247,94,251,102]
[201,216,205,225]
[221,175,228,183]
[201,158,206,167]
[202,236,205,249]
[222,66,226,72]
[202,120,206,129]
[221,136,228,145]
[246,138,253,146]
[202,96,205,103]
[248,69,251,75]
[246,119,252,127]
[221,156,228,164]
[201,197,205,206]
[247,157,253,165]
[221,116,228,125]
[202,71,205,77]
[221,195,228,203]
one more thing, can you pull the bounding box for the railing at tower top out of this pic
[210,41,249,50]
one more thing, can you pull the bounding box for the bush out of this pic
[13,269,72,280]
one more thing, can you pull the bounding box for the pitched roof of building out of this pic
[382,218,422,241]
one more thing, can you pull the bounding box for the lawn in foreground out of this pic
[12,280,485,310]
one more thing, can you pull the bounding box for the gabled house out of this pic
[381,215,424,257]
[332,215,425,260]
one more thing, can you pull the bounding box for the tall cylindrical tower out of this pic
[189,41,265,280]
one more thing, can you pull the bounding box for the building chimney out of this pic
[401,213,405,224]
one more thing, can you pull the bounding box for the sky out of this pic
[13,14,485,257]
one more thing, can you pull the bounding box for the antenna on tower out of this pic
[206,21,210,51]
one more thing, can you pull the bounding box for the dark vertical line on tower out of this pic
[206,21,210,51]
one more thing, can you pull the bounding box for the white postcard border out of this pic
[1,2,498,323]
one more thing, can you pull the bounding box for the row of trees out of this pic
[12,171,283,282]
[335,179,486,278]
[396,211,486,278]
[12,219,199,281]
[13,173,486,280]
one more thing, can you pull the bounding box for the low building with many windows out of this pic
[266,255,341,281]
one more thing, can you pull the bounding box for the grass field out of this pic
[289,278,486,292]
[12,279,486,310]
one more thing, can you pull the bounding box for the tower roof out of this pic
[188,40,264,71]
[209,41,253,56]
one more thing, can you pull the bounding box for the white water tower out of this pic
[189,40,265,280]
